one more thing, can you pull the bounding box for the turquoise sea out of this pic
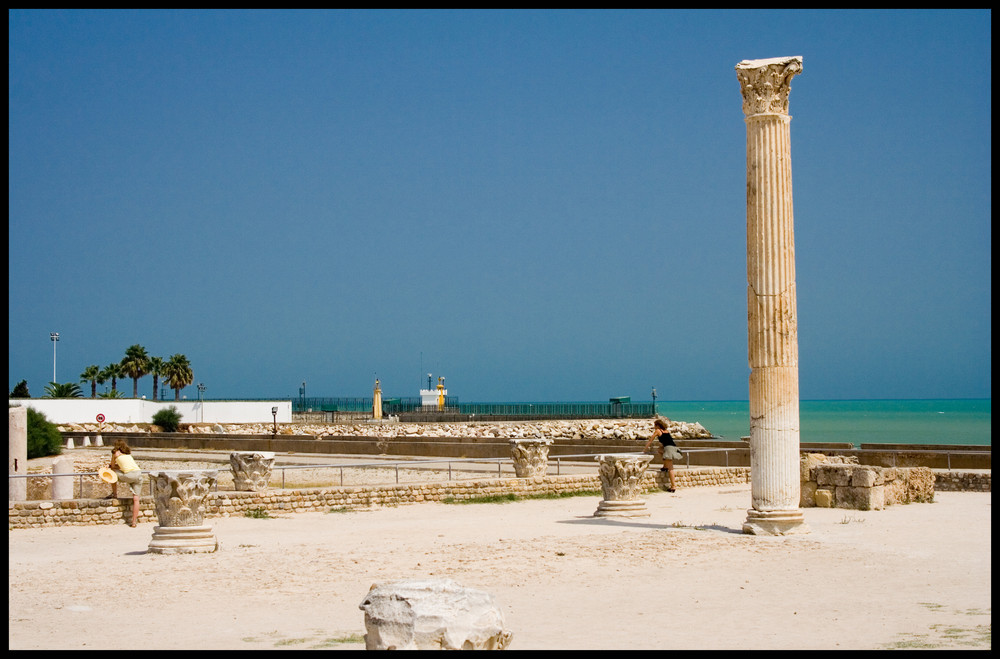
[655,399,991,447]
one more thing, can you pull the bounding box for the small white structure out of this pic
[419,375,447,410]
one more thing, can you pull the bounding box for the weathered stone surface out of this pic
[10,406,28,502]
[814,488,834,508]
[148,470,218,554]
[851,466,884,488]
[836,485,885,511]
[800,453,934,510]
[815,464,852,488]
[51,456,74,500]
[59,418,715,441]
[594,453,654,518]
[738,56,807,536]
[800,480,818,507]
[509,439,551,478]
[359,578,512,650]
[230,451,275,492]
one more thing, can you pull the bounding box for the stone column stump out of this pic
[147,470,218,554]
[509,439,552,478]
[593,453,654,518]
[359,578,513,650]
[52,456,74,500]
[230,451,276,492]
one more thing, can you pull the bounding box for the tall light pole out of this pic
[50,333,60,383]
[197,383,206,422]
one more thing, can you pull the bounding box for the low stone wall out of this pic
[9,467,751,530]
[934,471,991,492]
[800,453,935,510]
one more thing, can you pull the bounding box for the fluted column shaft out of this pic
[736,56,808,535]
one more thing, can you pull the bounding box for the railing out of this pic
[293,397,656,418]
[9,447,990,500]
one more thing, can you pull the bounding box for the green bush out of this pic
[26,408,63,459]
[151,405,182,432]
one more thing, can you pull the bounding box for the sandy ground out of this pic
[8,476,991,650]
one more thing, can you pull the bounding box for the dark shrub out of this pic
[26,408,63,459]
[151,405,182,432]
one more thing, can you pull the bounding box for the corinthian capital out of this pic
[735,56,803,116]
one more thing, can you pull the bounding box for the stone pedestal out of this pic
[736,55,809,536]
[9,406,27,501]
[359,578,512,650]
[593,453,654,518]
[52,456,74,500]
[509,439,552,478]
[230,451,276,492]
[147,470,218,554]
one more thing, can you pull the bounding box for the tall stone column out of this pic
[736,56,809,535]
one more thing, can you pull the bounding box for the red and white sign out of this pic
[96,414,105,423]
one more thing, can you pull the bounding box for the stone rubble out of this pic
[58,418,714,441]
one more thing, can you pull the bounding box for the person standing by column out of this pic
[105,439,143,527]
[644,417,679,493]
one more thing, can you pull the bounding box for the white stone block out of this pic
[359,578,512,650]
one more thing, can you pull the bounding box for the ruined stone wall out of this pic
[800,453,935,510]
[9,467,750,529]
[934,471,991,492]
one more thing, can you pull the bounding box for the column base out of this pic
[148,525,218,554]
[594,500,649,518]
[742,509,809,536]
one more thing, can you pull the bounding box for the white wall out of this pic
[7,399,292,425]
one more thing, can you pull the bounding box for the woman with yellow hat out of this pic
[104,439,144,527]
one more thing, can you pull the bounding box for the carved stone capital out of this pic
[149,469,217,527]
[230,451,276,492]
[736,56,802,116]
[593,453,653,518]
[509,439,552,478]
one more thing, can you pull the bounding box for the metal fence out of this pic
[295,397,655,418]
[11,447,988,500]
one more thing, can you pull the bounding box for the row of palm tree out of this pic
[75,345,194,400]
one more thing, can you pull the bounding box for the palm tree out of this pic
[101,362,123,395]
[120,344,151,399]
[164,353,194,400]
[43,382,83,398]
[80,365,103,399]
[148,356,164,400]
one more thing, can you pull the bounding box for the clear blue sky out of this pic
[9,9,992,402]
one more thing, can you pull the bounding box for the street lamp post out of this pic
[50,332,59,382]
[272,406,278,434]
[651,387,657,417]
[197,383,206,422]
